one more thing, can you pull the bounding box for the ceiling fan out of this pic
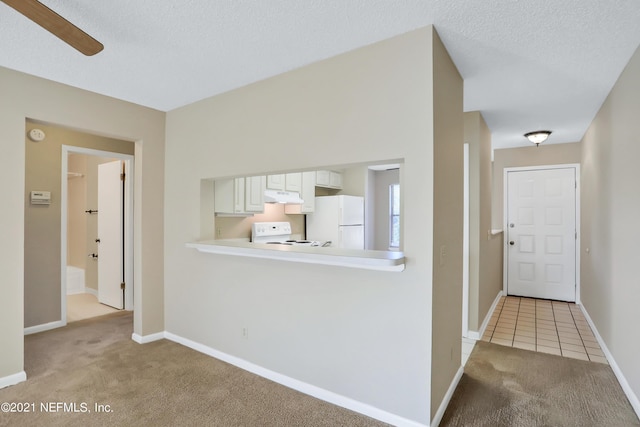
[1,0,103,56]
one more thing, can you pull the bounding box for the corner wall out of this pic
[0,66,165,383]
[430,28,464,421]
[165,27,455,425]
[464,112,502,333]
[580,43,640,414]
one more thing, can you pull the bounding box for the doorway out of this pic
[61,146,134,324]
[503,165,580,302]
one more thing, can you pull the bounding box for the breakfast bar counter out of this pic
[186,239,405,272]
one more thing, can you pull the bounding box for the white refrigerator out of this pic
[306,195,364,249]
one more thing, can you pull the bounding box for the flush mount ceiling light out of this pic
[524,130,552,147]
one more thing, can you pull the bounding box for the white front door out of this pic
[506,167,577,301]
[98,160,124,309]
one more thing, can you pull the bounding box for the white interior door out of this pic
[506,167,576,301]
[98,160,123,309]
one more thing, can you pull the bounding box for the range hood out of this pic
[264,190,304,204]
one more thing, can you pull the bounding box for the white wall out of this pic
[0,66,165,382]
[581,43,640,414]
[165,27,459,425]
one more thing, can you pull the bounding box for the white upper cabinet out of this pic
[245,176,266,212]
[215,177,245,214]
[315,170,343,189]
[266,174,285,190]
[300,171,316,213]
[285,172,302,192]
[285,171,316,214]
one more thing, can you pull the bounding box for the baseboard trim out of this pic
[165,331,427,427]
[467,291,503,340]
[431,366,464,427]
[579,305,640,419]
[24,320,65,335]
[0,371,27,389]
[84,287,98,297]
[131,331,166,344]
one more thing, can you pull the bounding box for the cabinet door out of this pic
[285,171,316,214]
[315,170,342,189]
[315,170,330,187]
[245,176,266,212]
[267,174,285,190]
[300,171,316,213]
[285,173,302,192]
[233,177,245,213]
[329,171,343,189]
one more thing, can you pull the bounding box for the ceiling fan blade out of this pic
[1,0,103,56]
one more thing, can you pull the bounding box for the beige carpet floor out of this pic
[440,340,640,427]
[0,312,389,427]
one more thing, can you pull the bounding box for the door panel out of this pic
[507,168,576,301]
[98,160,123,309]
[245,175,266,212]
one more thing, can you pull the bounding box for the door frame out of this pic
[61,146,135,324]
[502,163,581,303]
[462,143,470,337]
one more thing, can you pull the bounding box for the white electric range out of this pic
[251,222,326,247]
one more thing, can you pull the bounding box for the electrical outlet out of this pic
[439,245,447,266]
[242,327,248,339]
[217,227,222,237]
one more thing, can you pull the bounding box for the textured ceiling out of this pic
[1,0,640,149]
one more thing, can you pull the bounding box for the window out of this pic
[389,184,400,248]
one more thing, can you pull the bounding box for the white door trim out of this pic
[61,146,135,326]
[502,163,581,303]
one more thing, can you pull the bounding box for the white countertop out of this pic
[186,239,405,272]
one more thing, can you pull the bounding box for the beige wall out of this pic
[67,154,87,268]
[372,169,400,250]
[465,112,503,332]
[492,142,581,229]
[165,27,461,424]
[24,122,133,327]
[430,28,464,421]
[0,66,165,381]
[339,165,368,197]
[581,44,640,412]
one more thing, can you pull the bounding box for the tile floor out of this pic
[67,293,119,322]
[481,296,608,364]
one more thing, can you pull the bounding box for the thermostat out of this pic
[28,128,46,142]
[30,191,51,205]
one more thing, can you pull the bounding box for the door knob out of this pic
[509,241,515,246]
